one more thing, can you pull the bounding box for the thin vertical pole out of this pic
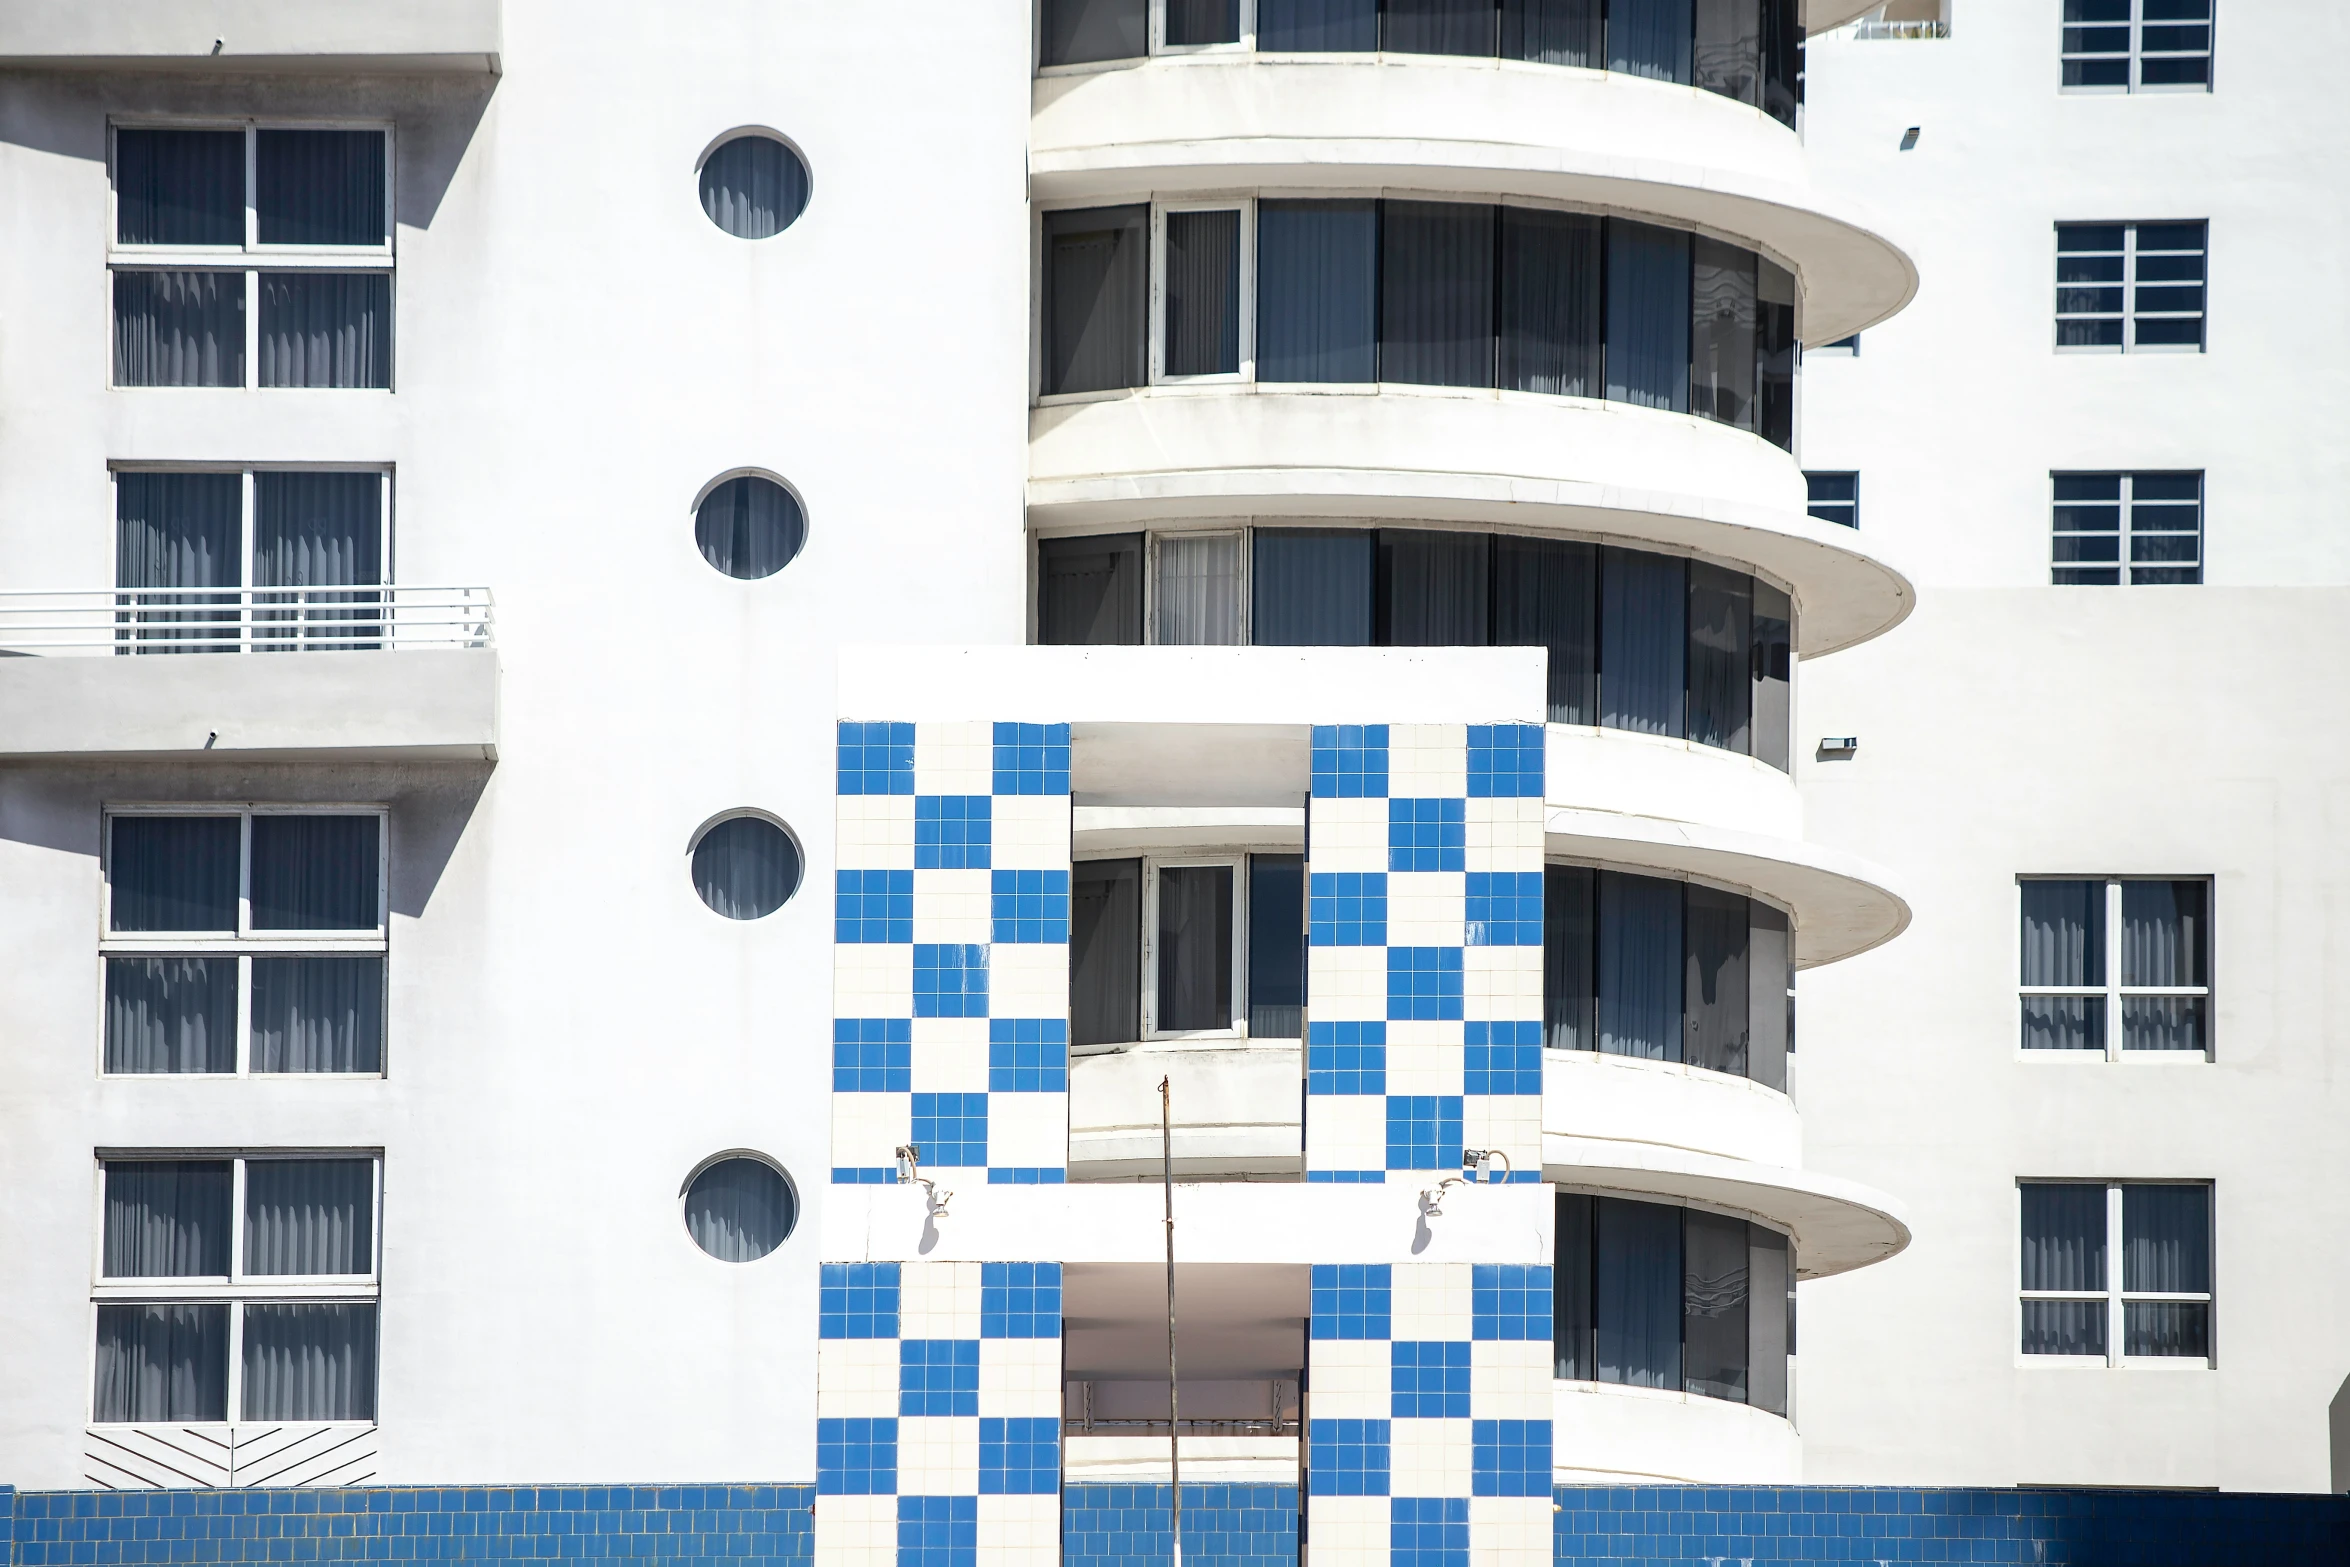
[1162,1074,1182,1567]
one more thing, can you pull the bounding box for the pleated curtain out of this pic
[2121,880,2207,1052]
[1599,547,1686,737]
[1542,865,1597,1052]
[254,472,383,648]
[2022,879,2104,1052]
[2020,1183,2107,1356]
[1377,529,1489,646]
[113,270,245,388]
[1164,0,1241,45]
[1257,0,1380,50]
[1154,533,1246,645]
[685,1158,797,1263]
[1157,866,1234,1031]
[1256,201,1377,382]
[2122,1184,2210,1356]
[114,129,242,245]
[258,272,390,388]
[104,1161,233,1277]
[1595,1197,1681,1388]
[105,956,235,1074]
[1245,854,1306,1038]
[1598,871,1681,1061]
[1252,530,1373,646]
[242,1304,378,1420]
[1494,535,1597,723]
[1502,0,1603,64]
[1382,0,1499,63]
[1604,221,1692,411]
[244,1158,374,1275]
[249,814,380,930]
[1610,0,1694,81]
[252,956,385,1072]
[1498,207,1602,397]
[93,1304,229,1422]
[1071,859,1143,1047]
[109,816,240,933]
[256,130,385,246]
[116,471,241,650]
[1164,209,1241,377]
[697,135,811,239]
[1380,201,1495,387]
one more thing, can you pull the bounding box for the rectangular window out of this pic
[2020,877,2210,1058]
[1154,531,1247,644]
[1071,858,1144,1047]
[1255,199,1378,383]
[2052,471,2201,586]
[111,124,393,390]
[1071,854,1300,1046]
[1380,200,1496,387]
[2062,1,2213,92]
[1043,205,1149,395]
[1042,0,1149,65]
[1037,533,1144,644]
[1252,528,1374,646]
[1164,0,1245,48]
[2020,1181,2211,1364]
[1804,472,1858,529]
[1245,853,1306,1038]
[103,809,388,1076]
[1259,0,1381,51]
[2055,221,2206,352]
[94,1154,382,1423]
[1152,860,1240,1035]
[1158,206,1248,379]
[1492,534,1597,725]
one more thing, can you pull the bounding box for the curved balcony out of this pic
[1551,1379,1800,1484]
[1544,1048,1799,1170]
[1030,55,1913,342]
[1070,1040,1303,1179]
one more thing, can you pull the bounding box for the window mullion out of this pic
[2106,1182,2124,1365]
[238,812,254,939]
[236,952,253,1077]
[2105,879,2123,1059]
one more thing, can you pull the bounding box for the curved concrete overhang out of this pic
[1553,1380,1800,1485]
[1030,55,1916,342]
[1544,1136,1910,1279]
[1029,388,1914,656]
[1543,1049,1801,1170]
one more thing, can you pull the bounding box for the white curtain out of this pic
[242,1304,378,1420]
[105,956,235,1074]
[1155,534,1246,646]
[251,956,384,1073]
[94,1304,228,1422]
[104,1160,232,1277]
[244,1158,374,1276]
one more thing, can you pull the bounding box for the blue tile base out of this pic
[1063,1483,1296,1567]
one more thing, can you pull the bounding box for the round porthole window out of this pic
[698,133,811,239]
[696,474,808,580]
[690,813,803,920]
[683,1155,798,1262]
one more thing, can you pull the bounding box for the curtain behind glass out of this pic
[110,816,240,933]
[115,271,245,388]
[1757,259,1796,450]
[1257,201,1377,382]
[256,130,385,246]
[1683,1210,1750,1402]
[1380,201,1495,387]
[1610,0,1694,81]
[697,136,812,238]
[1253,530,1373,646]
[2020,1184,2106,1291]
[1384,0,1499,54]
[696,476,808,580]
[1166,209,1242,376]
[1167,0,1242,44]
[1746,1227,1789,1415]
[250,814,379,931]
[685,1158,796,1262]
[106,956,235,1074]
[1684,885,1749,1078]
[1039,534,1144,644]
[1600,547,1685,737]
[1494,535,1597,724]
[1156,533,1246,645]
[1746,903,1789,1093]
[1258,0,1381,49]
[114,129,243,246]
[2122,1185,2210,1357]
[1499,207,1602,397]
[1598,872,1680,1061]
[245,1158,374,1275]
[1553,1192,1595,1379]
[1604,221,1690,412]
[1072,859,1143,1046]
[2122,880,2207,1052]
[1247,854,1306,1038]
[1690,237,1758,431]
[1158,866,1234,1031]
[691,817,802,920]
[1750,577,1792,771]
[1503,0,1602,64]
[1377,530,1489,646]
[258,272,390,388]
[104,1160,232,1276]
[2021,880,2103,1052]
[252,956,384,1073]
[117,471,241,652]
[93,1304,229,1422]
[1543,865,1596,1052]
[1759,0,1800,126]
[1042,0,1147,64]
[1685,562,1752,753]
[254,471,383,650]
[1044,207,1148,395]
[242,1304,378,1421]
[1692,0,1762,106]
[1595,1198,1680,1388]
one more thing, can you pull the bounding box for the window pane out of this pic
[1745,902,1788,1092]
[1247,854,1306,1038]
[1492,534,1598,724]
[106,956,236,1074]
[1595,1197,1681,1388]
[250,814,380,930]
[1503,0,1603,68]
[94,1304,229,1422]
[697,136,811,239]
[2021,1299,2107,1357]
[115,271,245,387]
[2020,880,2103,986]
[241,1303,378,1420]
[1756,259,1796,449]
[690,816,803,920]
[1380,201,1496,387]
[110,816,240,933]
[1685,562,1751,754]
[1158,865,1234,1031]
[2020,1183,2106,1292]
[1692,0,1761,106]
[103,1160,232,1277]
[1684,885,1749,1078]
[1599,547,1685,737]
[2123,1185,2210,1293]
[1043,206,1148,395]
[1690,237,1757,431]
[1253,529,1373,646]
[1610,0,1694,82]
[1683,1210,1750,1402]
[1758,0,1799,127]
[1257,200,1378,382]
[2121,879,2207,987]
[114,129,243,246]
[1498,207,1602,398]
[1039,533,1144,645]
[1155,533,1246,646]
[1377,529,1489,646]
[1543,865,1596,1052]
[1604,222,1691,411]
[696,475,808,582]
[115,471,242,651]
[245,1158,375,1275]
[1165,209,1242,377]
[684,1157,798,1262]
[256,130,385,246]
[2023,995,2105,1052]
[1748,1226,1791,1416]
[1554,1192,1594,1379]
[2123,1302,2208,1358]
[252,955,385,1073]
[258,272,390,388]
[1383,0,1497,55]
[1166,0,1242,44]
[1750,576,1792,771]
[1598,871,1680,1061]
[1257,0,1380,50]
[2121,996,2205,1054]
[255,471,386,649]
[1072,858,1142,1047]
[1042,0,1148,63]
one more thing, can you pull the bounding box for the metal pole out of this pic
[1161,1074,1182,1567]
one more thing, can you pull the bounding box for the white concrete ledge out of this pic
[0,0,502,73]
[1071,1042,1303,1179]
[1552,1380,1800,1484]
[1073,804,1305,854]
[1065,1435,1298,1485]
[1544,1049,1802,1170]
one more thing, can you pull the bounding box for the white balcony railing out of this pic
[1852,19,1950,39]
[0,586,493,655]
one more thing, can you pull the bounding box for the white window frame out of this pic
[2054,221,2207,355]
[2059,0,2215,95]
[2017,876,2212,1062]
[1149,199,1257,386]
[2017,1180,2213,1369]
[106,119,397,391]
[1142,854,1250,1041]
[1150,0,1257,55]
[89,1150,384,1427]
[1146,526,1252,645]
[99,805,391,1078]
[2049,471,2202,587]
[109,464,396,620]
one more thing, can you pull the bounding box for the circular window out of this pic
[699,133,810,239]
[696,475,808,580]
[683,1155,798,1262]
[691,814,803,920]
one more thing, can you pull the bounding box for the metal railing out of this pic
[0,586,494,656]
[1853,18,1950,39]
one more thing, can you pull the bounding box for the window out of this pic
[2061,1,2213,92]
[1804,472,1858,529]
[2020,878,2210,1056]
[111,124,392,389]
[1041,199,1797,450]
[698,133,812,239]
[1070,853,1304,1047]
[2019,1182,2211,1362]
[2055,222,2207,352]
[94,1155,381,1423]
[2051,472,2201,585]
[1544,866,1793,1090]
[103,810,386,1076]
[1810,333,1858,356]
[694,474,809,580]
[1554,1192,1793,1414]
[690,814,805,920]
[681,1155,800,1262]
[1036,527,1795,772]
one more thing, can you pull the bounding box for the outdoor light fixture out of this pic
[1817,736,1860,758]
[1423,1149,1512,1216]
[1900,126,1921,149]
[894,1144,951,1216]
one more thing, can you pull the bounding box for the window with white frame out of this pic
[1070,853,1305,1047]
[2055,222,2206,352]
[1804,472,1859,529]
[2019,877,2209,1056]
[113,468,391,651]
[93,1154,382,1423]
[2061,1,2213,92]
[2019,1181,2211,1363]
[102,808,387,1076]
[110,122,394,389]
[2051,471,2201,585]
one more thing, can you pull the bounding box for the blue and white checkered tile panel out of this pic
[815,1262,1063,1567]
[1303,724,1546,1185]
[1307,1262,1554,1567]
[831,722,1072,1188]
